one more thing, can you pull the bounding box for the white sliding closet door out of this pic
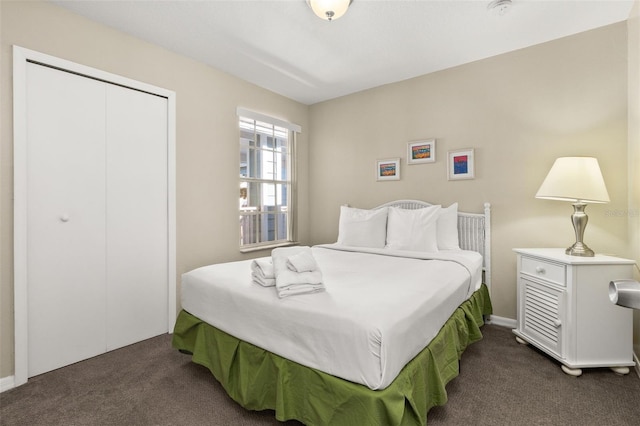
[26,63,108,377]
[106,86,168,350]
[23,59,171,378]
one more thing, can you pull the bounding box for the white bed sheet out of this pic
[181,244,483,390]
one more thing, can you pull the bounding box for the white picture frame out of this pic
[376,158,401,181]
[447,149,475,180]
[407,139,436,164]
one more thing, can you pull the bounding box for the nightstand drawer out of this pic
[521,256,566,286]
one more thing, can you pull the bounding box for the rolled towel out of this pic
[251,258,275,287]
[286,250,319,273]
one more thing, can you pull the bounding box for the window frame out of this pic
[238,108,300,252]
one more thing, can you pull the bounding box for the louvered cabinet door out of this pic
[520,278,564,357]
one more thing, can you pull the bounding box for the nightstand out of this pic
[513,248,635,376]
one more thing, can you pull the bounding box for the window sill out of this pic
[240,241,300,254]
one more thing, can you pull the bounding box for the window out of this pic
[238,109,299,251]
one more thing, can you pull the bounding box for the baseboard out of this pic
[0,375,16,393]
[486,314,517,329]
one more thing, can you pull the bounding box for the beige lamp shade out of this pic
[535,157,610,204]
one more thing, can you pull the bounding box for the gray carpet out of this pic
[1,324,638,425]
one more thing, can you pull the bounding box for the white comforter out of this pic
[181,244,483,390]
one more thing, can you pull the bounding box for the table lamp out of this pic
[535,157,610,257]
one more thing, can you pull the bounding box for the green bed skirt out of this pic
[172,284,492,426]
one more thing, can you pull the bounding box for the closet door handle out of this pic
[60,214,70,223]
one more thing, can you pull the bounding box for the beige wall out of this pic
[628,1,640,355]
[0,1,309,379]
[1,1,638,381]
[308,23,630,329]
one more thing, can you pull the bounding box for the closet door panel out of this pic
[26,63,107,376]
[105,85,169,350]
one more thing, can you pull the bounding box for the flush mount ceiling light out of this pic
[308,0,353,21]
[487,0,512,16]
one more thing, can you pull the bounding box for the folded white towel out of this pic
[251,272,275,287]
[251,258,275,287]
[272,246,324,298]
[277,283,324,298]
[286,250,319,273]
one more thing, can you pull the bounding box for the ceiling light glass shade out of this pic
[535,157,610,203]
[308,0,352,21]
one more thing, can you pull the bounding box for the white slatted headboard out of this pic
[373,200,492,291]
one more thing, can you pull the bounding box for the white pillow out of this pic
[385,205,441,252]
[337,206,388,248]
[437,203,460,250]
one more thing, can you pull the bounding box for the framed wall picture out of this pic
[407,139,436,164]
[376,158,400,181]
[447,149,475,180]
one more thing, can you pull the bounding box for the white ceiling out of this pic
[51,0,635,105]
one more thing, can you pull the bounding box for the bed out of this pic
[172,200,492,425]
